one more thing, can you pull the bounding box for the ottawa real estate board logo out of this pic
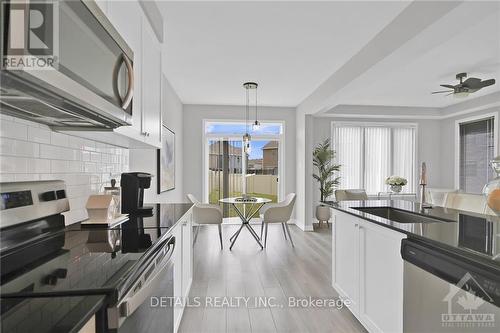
[1,0,58,70]
[441,272,496,329]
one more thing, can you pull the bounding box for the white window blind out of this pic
[333,124,416,194]
[459,117,495,193]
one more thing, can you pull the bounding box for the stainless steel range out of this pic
[0,181,180,333]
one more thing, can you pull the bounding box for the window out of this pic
[458,117,495,193]
[332,123,416,195]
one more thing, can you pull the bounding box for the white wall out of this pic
[0,115,129,225]
[182,104,296,213]
[129,77,184,203]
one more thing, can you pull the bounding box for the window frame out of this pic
[454,112,499,191]
[330,121,418,195]
[202,119,285,203]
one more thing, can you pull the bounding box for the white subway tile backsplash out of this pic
[28,159,51,173]
[40,144,74,160]
[50,132,69,147]
[0,120,28,140]
[14,174,40,181]
[50,160,69,173]
[0,138,39,157]
[1,117,129,225]
[0,156,28,173]
[90,152,101,163]
[27,126,51,144]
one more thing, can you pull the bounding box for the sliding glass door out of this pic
[245,140,279,203]
[208,139,243,217]
[204,121,283,218]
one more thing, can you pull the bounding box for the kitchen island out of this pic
[326,200,500,333]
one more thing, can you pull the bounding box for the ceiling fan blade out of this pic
[431,90,453,94]
[462,77,482,89]
[480,79,496,88]
[445,92,454,96]
[440,84,455,89]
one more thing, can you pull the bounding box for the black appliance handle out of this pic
[401,238,500,307]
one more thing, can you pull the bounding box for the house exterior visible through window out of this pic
[459,117,495,194]
[332,123,416,195]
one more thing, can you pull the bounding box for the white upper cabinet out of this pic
[141,16,162,147]
[103,0,161,148]
[107,1,144,142]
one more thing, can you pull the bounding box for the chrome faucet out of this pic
[419,162,432,209]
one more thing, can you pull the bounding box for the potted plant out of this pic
[385,175,408,193]
[313,138,341,227]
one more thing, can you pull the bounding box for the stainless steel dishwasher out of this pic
[402,239,500,333]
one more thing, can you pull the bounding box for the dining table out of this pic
[219,196,271,250]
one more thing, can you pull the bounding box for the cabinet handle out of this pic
[354,223,359,228]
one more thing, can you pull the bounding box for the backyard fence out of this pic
[208,171,278,197]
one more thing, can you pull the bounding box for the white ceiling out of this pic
[340,3,500,108]
[159,1,409,106]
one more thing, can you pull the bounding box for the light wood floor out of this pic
[178,223,366,333]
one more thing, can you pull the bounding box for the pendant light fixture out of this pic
[243,82,258,154]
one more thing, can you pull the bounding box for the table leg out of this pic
[245,223,263,249]
[229,223,244,250]
[228,203,266,250]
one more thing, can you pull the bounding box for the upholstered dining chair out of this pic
[335,189,369,201]
[259,193,296,248]
[187,194,223,250]
[444,192,493,215]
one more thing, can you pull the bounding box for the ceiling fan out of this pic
[431,72,496,97]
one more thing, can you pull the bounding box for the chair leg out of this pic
[218,224,223,250]
[326,219,330,228]
[264,223,268,248]
[193,224,201,244]
[260,221,264,239]
[281,223,287,240]
[284,223,294,247]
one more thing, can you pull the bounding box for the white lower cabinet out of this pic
[172,211,193,333]
[332,210,405,333]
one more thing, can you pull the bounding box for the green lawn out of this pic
[209,190,277,217]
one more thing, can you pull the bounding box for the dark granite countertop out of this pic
[325,200,500,267]
[1,295,105,333]
[1,203,192,333]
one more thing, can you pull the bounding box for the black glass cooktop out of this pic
[0,203,191,300]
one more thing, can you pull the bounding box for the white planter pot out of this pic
[316,205,331,228]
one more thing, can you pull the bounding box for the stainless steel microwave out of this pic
[0,0,133,130]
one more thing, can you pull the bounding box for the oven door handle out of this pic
[108,237,175,329]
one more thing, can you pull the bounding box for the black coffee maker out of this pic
[120,172,153,214]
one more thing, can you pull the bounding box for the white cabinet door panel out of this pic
[181,214,193,298]
[141,16,161,147]
[359,221,405,333]
[332,211,359,316]
[172,224,183,333]
[107,0,144,141]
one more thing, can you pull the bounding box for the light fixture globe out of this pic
[252,120,261,131]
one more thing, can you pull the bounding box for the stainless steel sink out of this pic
[352,207,455,224]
